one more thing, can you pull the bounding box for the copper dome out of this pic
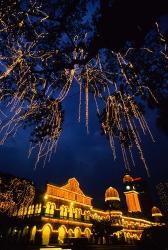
[152,206,162,217]
[105,187,120,202]
[123,174,133,183]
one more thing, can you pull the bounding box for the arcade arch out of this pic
[74,227,81,238]
[58,225,67,243]
[42,224,52,245]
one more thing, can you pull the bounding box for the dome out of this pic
[123,174,133,183]
[152,206,162,217]
[105,187,120,202]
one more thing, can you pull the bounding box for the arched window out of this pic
[93,213,98,220]
[69,206,73,218]
[78,209,82,219]
[30,226,36,243]
[87,211,90,221]
[60,205,64,217]
[84,228,91,239]
[45,202,50,214]
[22,226,29,242]
[35,204,39,214]
[13,209,17,217]
[7,227,12,236]
[68,229,73,238]
[74,208,78,219]
[58,225,67,244]
[28,205,31,215]
[74,227,81,238]
[20,207,24,216]
[84,210,90,221]
[38,204,42,214]
[18,208,21,216]
[42,224,52,245]
[63,206,68,217]
[24,207,27,215]
[31,205,34,215]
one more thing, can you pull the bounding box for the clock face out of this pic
[126,185,131,190]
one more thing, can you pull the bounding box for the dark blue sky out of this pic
[0,82,168,207]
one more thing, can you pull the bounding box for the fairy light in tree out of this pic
[0,177,35,216]
[0,1,167,171]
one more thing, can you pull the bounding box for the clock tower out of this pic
[123,174,141,213]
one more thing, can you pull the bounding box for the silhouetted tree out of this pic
[0,0,168,165]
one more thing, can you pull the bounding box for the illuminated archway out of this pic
[60,205,64,217]
[45,202,50,214]
[78,209,82,219]
[50,203,55,215]
[86,211,90,221]
[24,207,27,215]
[21,226,29,243]
[31,205,34,214]
[58,225,67,243]
[42,224,52,245]
[74,208,78,219]
[17,230,22,241]
[68,229,73,238]
[30,226,37,243]
[84,228,91,239]
[22,226,29,238]
[74,227,81,238]
[7,227,12,236]
[63,206,68,217]
[11,228,18,239]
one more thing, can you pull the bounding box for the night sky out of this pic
[0,84,168,208]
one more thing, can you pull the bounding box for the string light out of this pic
[0,177,35,216]
[0,2,167,171]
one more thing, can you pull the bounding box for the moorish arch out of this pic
[63,206,68,217]
[42,224,52,245]
[22,226,29,237]
[74,208,78,219]
[17,230,22,241]
[84,228,91,239]
[30,225,37,243]
[60,205,65,217]
[74,227,81,238]
[69,206,74,218]
[58,225,67,243]
[7,227,12,237]
[50,203,55,215]
[11,227,19,241]
[68,229,73,238]
[22,226,29,242]
[84,210,90,221]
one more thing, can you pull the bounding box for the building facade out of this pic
[6,175,164,246]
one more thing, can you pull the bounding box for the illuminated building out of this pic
[156,182,168,218]
[5,176,164,246]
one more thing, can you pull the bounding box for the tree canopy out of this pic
[0,173,35,215]
[0,0,168,170]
